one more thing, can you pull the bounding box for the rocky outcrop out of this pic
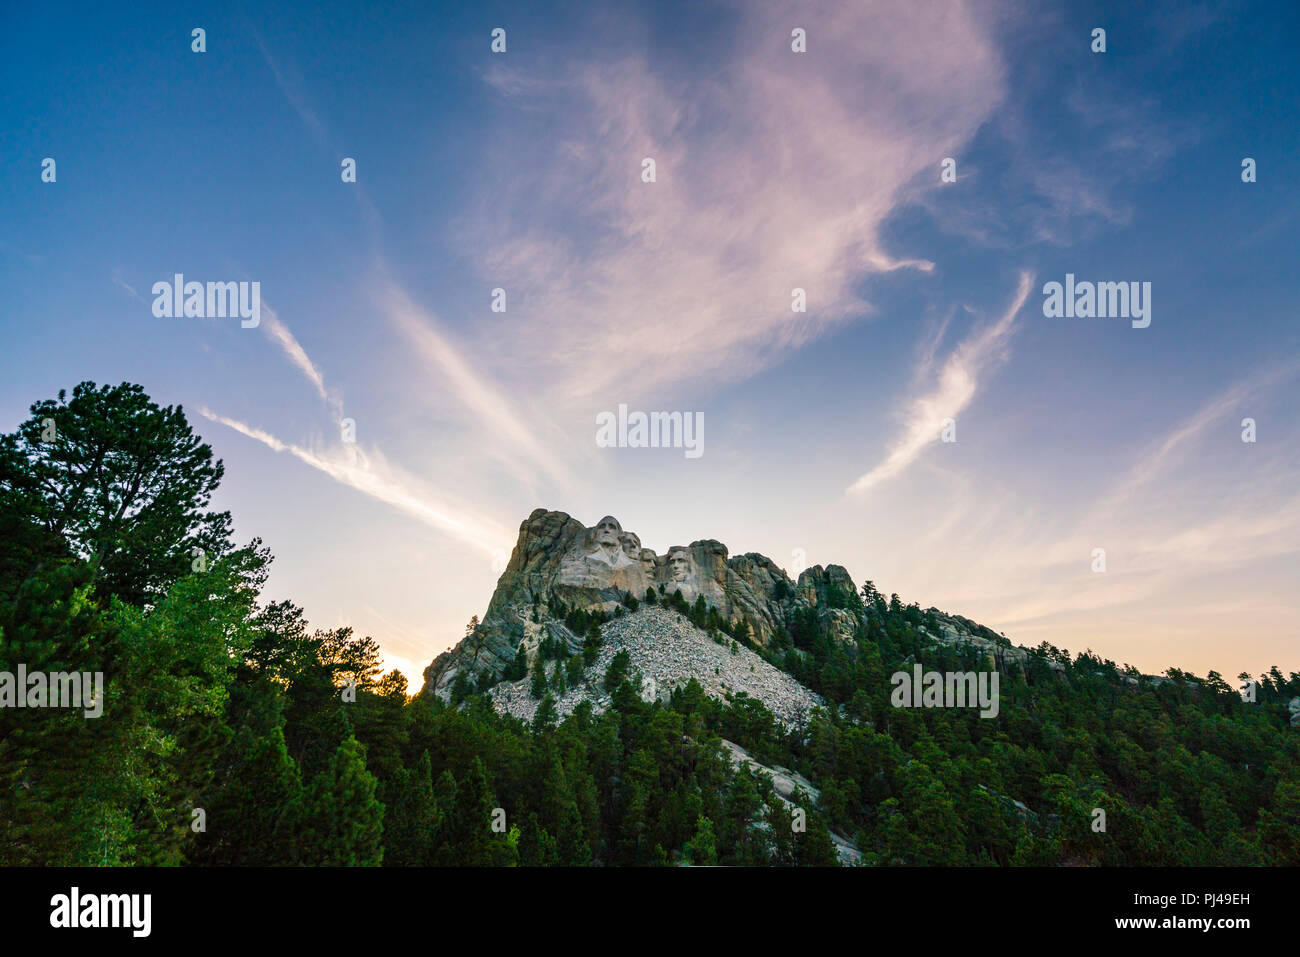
[720,739,862,866]
[920,608,1084,677]
[796,564,858,610]
[486,606,826,728]
[420,508,1045,700]
[423,509,814,698]
[922,612,1034,674]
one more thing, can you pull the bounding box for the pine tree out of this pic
[193,680,302,866]
[530,655,548,699]
[604,649,632,693]
[518,812,558,866]
[382,751,440,866]
[534,694,558,732]
[558,802,590,866]
[292,736,385,866]
[1257,772,1300,865]
[0,381,234,606]
[686,815,717,865]
[438,757,515,866]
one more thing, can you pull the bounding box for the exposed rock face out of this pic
[794,564,863,644]
[921,610,1071,675]
[423,509,811,698]
[720,739,862,866]
[796,563,857,609]
[419,508,1037,700]
[922,613,1029,672]
[486,606,825,729]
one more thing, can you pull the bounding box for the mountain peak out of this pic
[420,509,1036,706]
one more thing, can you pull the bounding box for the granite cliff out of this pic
[420,508,1024,704]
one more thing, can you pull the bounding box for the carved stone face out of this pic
[594,516,622,549]
[620,532,641,559]
[639,548,656,575]
[668,547,691,583]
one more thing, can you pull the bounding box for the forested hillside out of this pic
[2,383,1297,866]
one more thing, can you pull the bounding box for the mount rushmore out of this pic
[419,510,1300,729]
[419,508,1020,703]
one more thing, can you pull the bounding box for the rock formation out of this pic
[419,508,1024,702]
[487,605,825,729]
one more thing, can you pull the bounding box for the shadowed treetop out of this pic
[0,381,233,605]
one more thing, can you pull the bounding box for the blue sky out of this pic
[2,0,1298,685]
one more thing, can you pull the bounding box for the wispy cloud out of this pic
[380,282,577,492]
[861,355,1300,649]
[463,0,1007,407]
[251,29,383,246]
[111,271,145,304]
[248,1,1009,498]
[252,31,328,145]
[0,241,43,266]
[1099,361,1300,512]
[198,408,511,556]
[848,271,1033,494]
[252,30,567,496]
[259,302,342,419]
[989,489,1300,628]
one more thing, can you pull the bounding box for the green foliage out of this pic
[685,815,717,865]
[292,736,385,866]
[504,642,529,681]
[604,649,632,693]
[380,751,441,866]
[529,656,548,700]
[0,381,233,606]
[3,381,1297,868]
